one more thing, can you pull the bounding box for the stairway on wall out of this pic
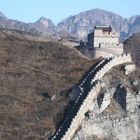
[50,53,133,140]
[50,58,112,140]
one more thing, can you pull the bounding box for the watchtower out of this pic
[88,26,120,48]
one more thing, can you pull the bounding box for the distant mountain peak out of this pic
[38,17,50,21]
[36,17,54,27]
[57,9,125,39]
[0,12,7,19]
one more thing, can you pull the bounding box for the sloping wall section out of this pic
[50,53,133,140]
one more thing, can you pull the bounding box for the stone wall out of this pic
[92,47,124,58]
[93,53,132,81]
[50,53,133,140]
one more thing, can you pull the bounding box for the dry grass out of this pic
[0,29,98,139]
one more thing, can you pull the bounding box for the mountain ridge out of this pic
[0,9,140,40]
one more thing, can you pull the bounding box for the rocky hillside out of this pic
[28,17,57,36]
[0,13,57,36]
[0,29,98,140]
[58,9,140,40]
[57,9,124,39]
[1,9,140,40]
[124,33,140,67]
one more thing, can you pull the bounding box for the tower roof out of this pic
[94,26,112,31]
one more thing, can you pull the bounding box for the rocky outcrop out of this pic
[57,9,140,40]
[28,17,57,36]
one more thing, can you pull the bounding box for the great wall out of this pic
[78,26,124,59]
[50,53,133,140]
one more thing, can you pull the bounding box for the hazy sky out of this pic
[0,0,139,24]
